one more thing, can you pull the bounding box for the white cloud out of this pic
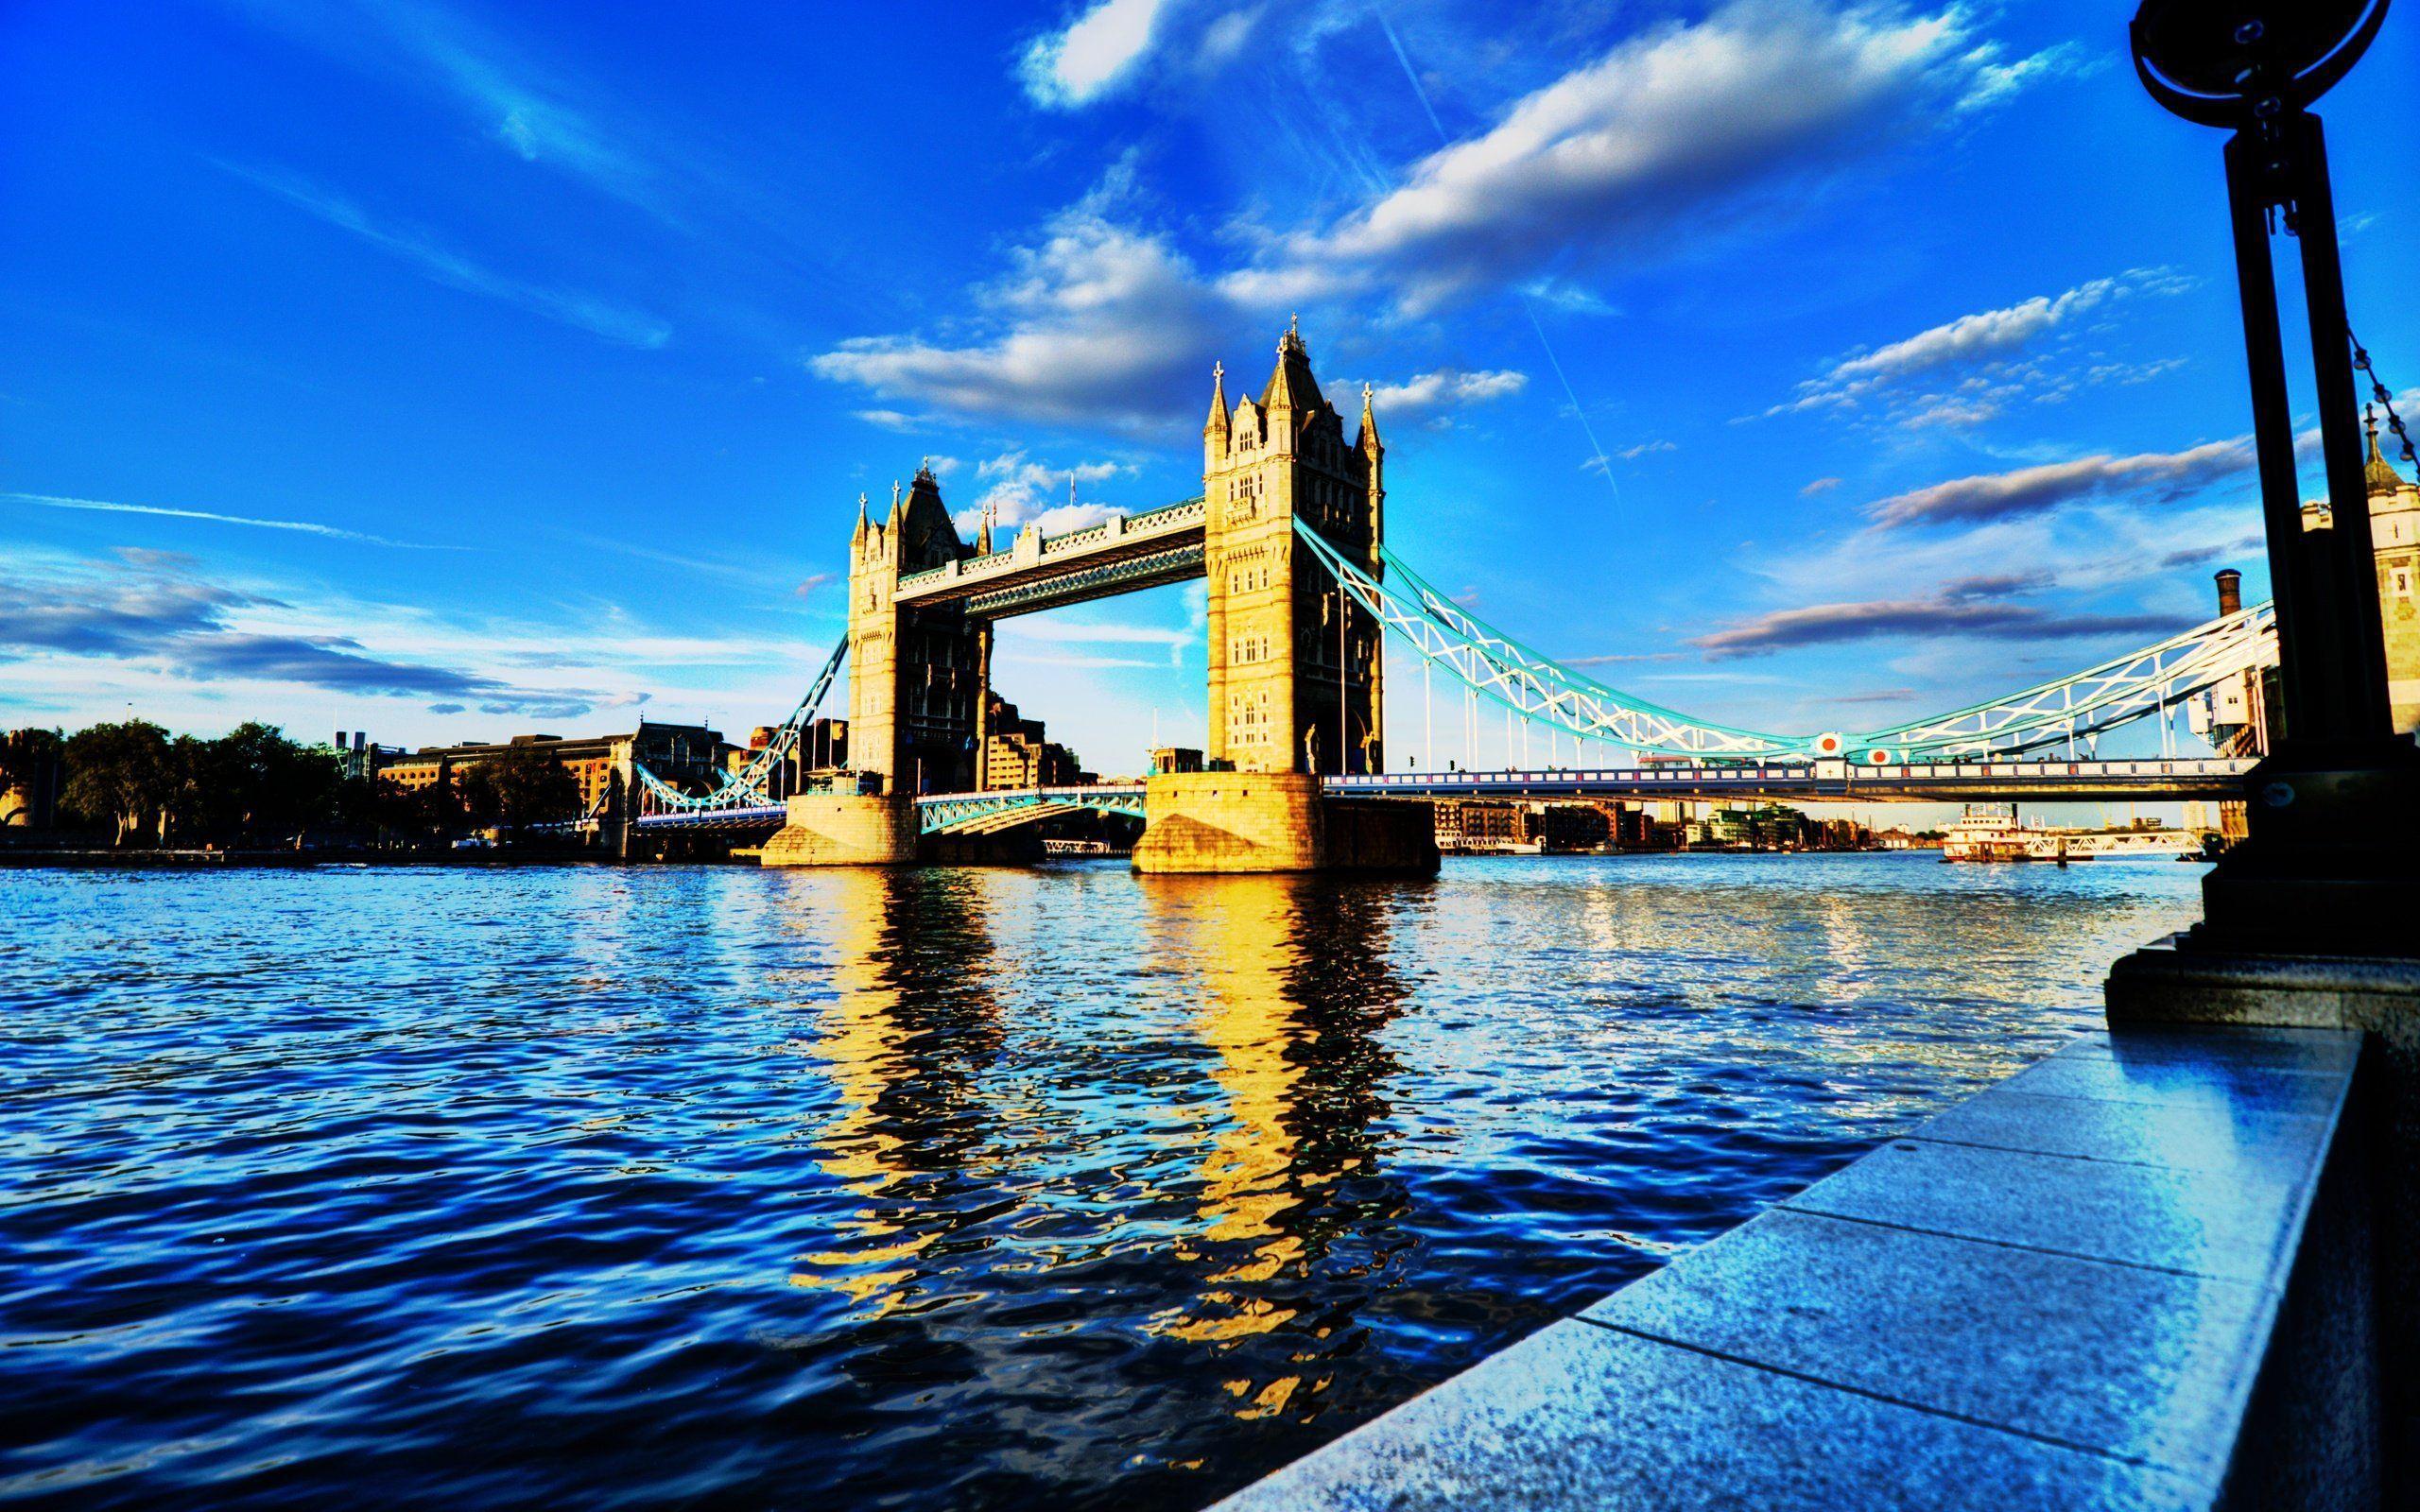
[1959,41,2095,111]
[1762,268,2193,423]
[1583,438,1675,473]
[951,451,1131,537]
[1360,368,1528,424]
[1900,397,2003,430]
[1834,283,2111,386]
[1222,0,2035,315]
[811,188,1222,432]
[1200,9,1260,64]
[820,3,2069,435]
[1022,0,1174,107]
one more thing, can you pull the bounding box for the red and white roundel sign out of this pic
[1813,731,1846,757]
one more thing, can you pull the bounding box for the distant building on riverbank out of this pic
[2292,408,2420,733]
[724,718,848,800]
[375,722,732,814]
[2,729,63,829]
[1434,795,1875,855]
[983,694,1086,789]
[326,731,405,782]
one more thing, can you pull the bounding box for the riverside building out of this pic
[373,722,732,815]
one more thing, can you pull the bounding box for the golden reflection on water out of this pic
[778,868,1007,1317]
[1148,875,1310,1340]
[0,855,2217,1512]
[1132,873,1413,1427]
[762,866,1419,1423]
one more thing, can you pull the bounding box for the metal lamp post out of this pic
[2132,0,2419,955]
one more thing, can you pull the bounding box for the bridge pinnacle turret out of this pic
[2365,404,2404,493]
[1204,360,1230,457]
[1358,381,1383,457]
[1262,318,1323,417]
[887,480,905,529]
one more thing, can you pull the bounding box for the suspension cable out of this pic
[2350,324,2417,471]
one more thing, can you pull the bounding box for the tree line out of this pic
[0,721,581,848]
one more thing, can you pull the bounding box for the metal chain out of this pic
[2348,325,2418,470]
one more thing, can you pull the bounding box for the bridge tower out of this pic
[846,465,985,797]
[1201,320,1387,776]
[1135,323,1434,874]
[765,465,984,867]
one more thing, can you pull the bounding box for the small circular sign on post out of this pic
[2131,0,2388,127]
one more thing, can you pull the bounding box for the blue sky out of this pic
[4,0,2415,779]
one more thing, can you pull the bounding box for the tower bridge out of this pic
[608,323,2290,870]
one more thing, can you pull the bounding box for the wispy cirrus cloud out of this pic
[1760,267,2193,425]
[228,0,671,219]
[0,550,610,716]
[1868,440,2253,528]
[2,491,442,548]
[1690,573,2188,659]
[219,161,672,348]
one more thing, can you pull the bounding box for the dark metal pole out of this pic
[1337,578,1349,775]
[2284,112,2394,739]
[2221,129,2334,741]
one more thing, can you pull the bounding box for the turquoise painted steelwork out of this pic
[1293,519,2280,764]
[916,783,1148,836]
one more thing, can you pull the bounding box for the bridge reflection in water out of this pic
[756,864,1468,1505]
[701,854,2213,1510]
[0,859,2218,1510]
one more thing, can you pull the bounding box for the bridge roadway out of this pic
[628,755,2255,834]
[1319,754,2256,804]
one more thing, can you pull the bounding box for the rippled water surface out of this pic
[0,853,2206,1509]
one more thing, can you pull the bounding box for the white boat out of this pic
[2018,827,2206,861]
[1942,809,2206,863]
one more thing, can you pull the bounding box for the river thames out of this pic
[0,853,2206,1510]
